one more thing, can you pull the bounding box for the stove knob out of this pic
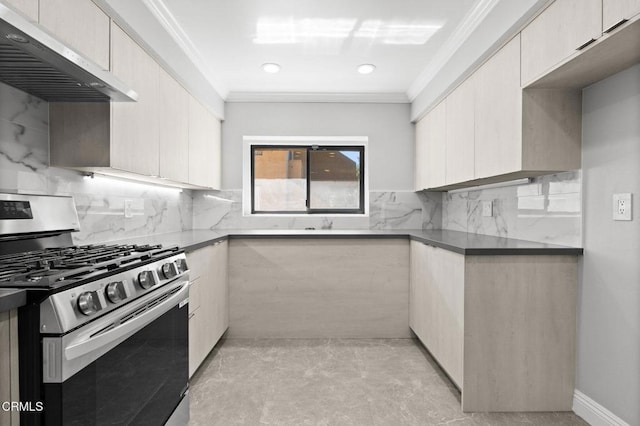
[77,291,100,316]
[138,271,155,289]
[106,281,127,303]
[161,262,177,279]
[175,258,188,273]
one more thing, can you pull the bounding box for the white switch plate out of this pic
[124,200,133,219]
[482,200,493,217]
[613,193,632,221]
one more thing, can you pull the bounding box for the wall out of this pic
[221,102,414,191]
[440,171,582,247]
[0,81,192,244]
[578,64,640,425]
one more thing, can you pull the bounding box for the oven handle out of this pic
[64,280,190,361]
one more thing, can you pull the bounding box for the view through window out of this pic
[251,145,364,214]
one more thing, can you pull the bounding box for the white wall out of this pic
[579,64,640,425]
[221,102,414,191]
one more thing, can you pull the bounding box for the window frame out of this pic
[244,136,368,216]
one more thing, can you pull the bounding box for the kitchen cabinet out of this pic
[409,240,578,412]
[50,23,222,188]
[603,0,640,32]
[474,36,522,179]
[1,0,37,21]
[159,68,189,183]
[414,100,446,190]
[110,23,160,177]
[409,241,464,387]
[188,96,222,189]
[228,238,409,338]
[187,240,229,377]
[49,23,160,177]
[521,0,602,85]
[0,310,19,426]
[474,34,582,182]
[39,0,110,70]
[445,74,475,185]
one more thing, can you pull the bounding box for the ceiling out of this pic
[98,0,548,118]
[151,0,477,99]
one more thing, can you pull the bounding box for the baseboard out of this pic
[573,390,630,426]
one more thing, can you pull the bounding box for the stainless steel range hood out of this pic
[0,3,137,102]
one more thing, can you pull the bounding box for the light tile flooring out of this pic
[189,339,588,426]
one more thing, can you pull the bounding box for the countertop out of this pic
[0,288,26,313]
[113,229,584,256]
[1,229,582,312]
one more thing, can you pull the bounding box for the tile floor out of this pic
[189,339,588,426]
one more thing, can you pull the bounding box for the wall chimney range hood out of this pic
[0,4,137,102]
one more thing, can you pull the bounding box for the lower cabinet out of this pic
[187,240,229,377]
[409,240,578,412]
[0,310,19,426]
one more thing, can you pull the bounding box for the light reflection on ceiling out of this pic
[253,17,443,46]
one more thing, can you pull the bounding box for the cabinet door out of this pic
[188,97,221,188]
[409,241,464,387]
[603,0,640,32]
[475,35,522,179]
[159,68,189,183]
[1,0,37,21]
[414,101,446,190]
[445,75,475,185]
[414,115,428,191]
[206,241,229,345]
[110,23,160,177]
[521,0,602,85]
[39,0,110,70]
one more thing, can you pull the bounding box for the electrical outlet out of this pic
[482,200,493,217]
[124,200,133,219]
[613,193,632,221]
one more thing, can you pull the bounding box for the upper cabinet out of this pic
[521,0,602,85]
[603,0,640,32]
[475,36,523,179]
[445,73,475,185]
[1,0,38,21]
[188,97,222,189]
[39,0,110,70]
[414,100,446,191]
[415,34,582,191]
[110,23,160,177]
[50,21,222,189]
[159,68,189,183]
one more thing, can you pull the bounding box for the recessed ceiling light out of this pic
[262,63,281,73]
[357,64,376,74]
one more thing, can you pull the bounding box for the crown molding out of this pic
[406,0,501,100]
[142,0,229,98]
[226,92,410,104]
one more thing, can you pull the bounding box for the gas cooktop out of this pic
[0,243,182,290]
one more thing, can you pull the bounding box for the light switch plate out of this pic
[482,200,493,217]
[613,193,632,221]
[124,200,133,219]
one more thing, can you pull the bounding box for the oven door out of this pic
[41,278,189,426]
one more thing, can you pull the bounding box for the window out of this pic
[251,145,365,214]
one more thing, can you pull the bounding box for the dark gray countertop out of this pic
[0,288,26,313]
[111,229,583,255]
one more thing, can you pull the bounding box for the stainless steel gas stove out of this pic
[0,193,190,426]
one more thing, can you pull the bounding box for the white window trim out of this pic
[242,136,369,217]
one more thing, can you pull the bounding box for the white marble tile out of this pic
[194,189,440,230]
[442,171,582,246]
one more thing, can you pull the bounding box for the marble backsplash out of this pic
[0,82,193,244]
[440,171,582,247]
[193,190,442,230]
